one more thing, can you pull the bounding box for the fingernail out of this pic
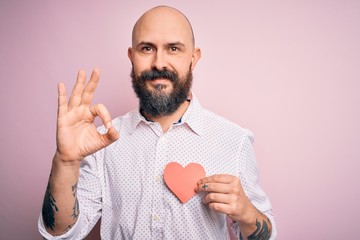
[106,122,112,129]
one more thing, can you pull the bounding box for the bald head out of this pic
[132,6,195,48]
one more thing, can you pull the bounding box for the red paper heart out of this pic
[164,162,206,203]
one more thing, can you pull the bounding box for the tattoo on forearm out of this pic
[42,180,58,230]
[71,182,80,220]
[64,223,76,232]
[245,219,271,240]
[62,183,80,233]
[42,179,80,232]
[239,218,271,240]
[63,182,80,232]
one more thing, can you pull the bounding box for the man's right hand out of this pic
[55,68,119,163]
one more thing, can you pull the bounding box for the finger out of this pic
[203,192,231,205]
[198,174,234,185]
[81,68,100,106]
[197,182,233,194]
[95,126,119,150]
[57,82,68,117]
[102,127,120,144]
[68,70,86,109]
[208,202,232,215]
[89,103,113,128]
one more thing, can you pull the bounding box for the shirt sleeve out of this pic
[38,210,85,240]
[38,154,103,239]
[230,130,277,240]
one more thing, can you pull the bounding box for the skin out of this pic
[41,6,272,239]
[196,175,272,239]
[128,6,201,132]
[42,69,119,235]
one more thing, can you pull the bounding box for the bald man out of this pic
[39,6,276,240]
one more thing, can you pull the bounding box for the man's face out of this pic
[130,66,192,117]
[128,7,200,117]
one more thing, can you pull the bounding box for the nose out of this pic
[152,50,168,71]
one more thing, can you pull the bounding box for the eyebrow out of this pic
[136,41,186,49]
[167,42,186,47]
[136,41,156,48]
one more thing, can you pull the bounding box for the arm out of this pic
[196,131,275,239]
[196,174,272,240]
[41,69,119,236]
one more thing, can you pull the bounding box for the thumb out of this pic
[101,127,119,146]
[106,127,119,142]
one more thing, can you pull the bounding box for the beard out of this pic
[131,66,193,117]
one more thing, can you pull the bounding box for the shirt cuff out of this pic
[263,211,277,240]
[38,211,84,239]
[229,211,277,240]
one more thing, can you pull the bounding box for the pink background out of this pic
[1,1,359,239]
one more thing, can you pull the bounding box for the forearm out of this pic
[238,211,272,240]
[41,154,81,236]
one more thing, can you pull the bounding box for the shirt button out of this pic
[153,214,160,221]
[154,175,161,182]
[159,137,167,144]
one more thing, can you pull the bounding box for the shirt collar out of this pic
[179,94,203,135]
[127,93,204,135]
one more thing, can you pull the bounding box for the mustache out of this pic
[138,69,177,83]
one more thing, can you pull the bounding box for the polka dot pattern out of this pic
[38,96,275,239]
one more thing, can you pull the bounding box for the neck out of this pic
[143,100,190,133]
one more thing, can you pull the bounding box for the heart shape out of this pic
[164,162,206,203]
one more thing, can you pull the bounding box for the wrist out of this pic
[236,207,261,227]
[53,150,83,166]
[52,152,82,176]
[235,209,272,240]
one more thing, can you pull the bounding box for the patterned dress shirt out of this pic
[39,95,277,239]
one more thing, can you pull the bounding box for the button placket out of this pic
[151,134,169,231]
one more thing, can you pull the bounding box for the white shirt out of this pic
[39,96,277,239]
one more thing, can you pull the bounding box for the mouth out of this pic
[146,78,172,91]
[149,78,171,84]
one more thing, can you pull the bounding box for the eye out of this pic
[141,46,154,53]
[169,46,180,52]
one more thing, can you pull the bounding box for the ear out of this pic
[128,47,133,61]
[190,48,201,71]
